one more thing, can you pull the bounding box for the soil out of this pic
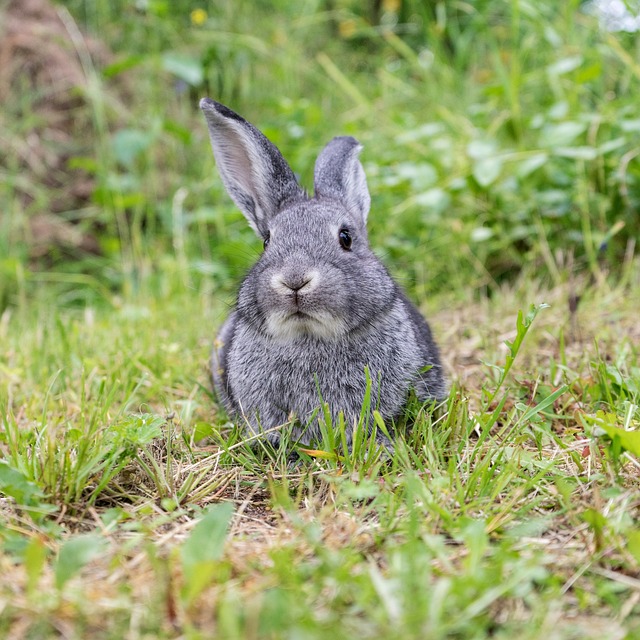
[0,0,117,258]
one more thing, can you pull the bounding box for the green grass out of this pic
[2,0,640,637]
[3,0,640,302]
[1,275,639,638]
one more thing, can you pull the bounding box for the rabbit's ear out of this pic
[200,98,304,237]
[313,136,371,223]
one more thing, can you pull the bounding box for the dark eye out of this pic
[263,231,270,249]
[338,228,352,250]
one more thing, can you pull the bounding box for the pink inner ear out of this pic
[201,99,305,235]
[313,137,370,224]
[205,118,271,235]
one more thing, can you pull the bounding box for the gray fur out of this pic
[201,99,446,445]
[314,137,371,224]
[200,98,304,237]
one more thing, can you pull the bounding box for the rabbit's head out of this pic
[201,99,396,341]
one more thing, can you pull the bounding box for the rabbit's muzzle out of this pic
[271,269,318,295]
[265,268,346,341]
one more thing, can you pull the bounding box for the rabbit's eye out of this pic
[338,228,352,250]
[263,231,271,249]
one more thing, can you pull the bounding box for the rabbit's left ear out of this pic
[200,98,304,238]
[313,136,371,224]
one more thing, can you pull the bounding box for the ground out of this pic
[1,272,639,638]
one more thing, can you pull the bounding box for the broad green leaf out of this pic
[582,508,606,541]
[414,188,451,213]
[192,421,215,441]
[548,101,569,119]
[472,156,503,187]
[547,55,583,75]
[341,479,380,500]
[162,53,204,86]
[517,153,548,178]
[627,530,640,566]
[25,537,48,595]
[0,462,45,507]
[460,519,488,573]
[471,227,493,242]
[103,54,144,78]
[592,413,640,457]
[110,413,164,448]
[552,146,598,160]
[394,162,437,189]
[467,140,497,159]
[598,138,627,154]
[576,62,602,83]
[111,129,153,169]
[181,502,234,602]
[395,122,444,143]
[55,534,108,589]
[620,119,640,132]
[539,121,585,147]
[603,363,639,395]
[163,119,193,145]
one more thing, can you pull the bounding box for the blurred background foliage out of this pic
[1,0,638,310]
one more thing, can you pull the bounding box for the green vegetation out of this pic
[1,0,640,637]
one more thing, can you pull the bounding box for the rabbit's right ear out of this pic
[314,136,371,224]
[200,98,304,238]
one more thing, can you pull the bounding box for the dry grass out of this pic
[1,274,639,638]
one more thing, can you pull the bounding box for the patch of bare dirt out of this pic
[0,0,120,258]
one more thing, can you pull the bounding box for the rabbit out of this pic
[200,98,446,446]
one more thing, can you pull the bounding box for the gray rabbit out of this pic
[200,98,446,445]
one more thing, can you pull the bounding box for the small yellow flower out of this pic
[190,8,207,26]
[382,0,400,12]
[338,19,357,38]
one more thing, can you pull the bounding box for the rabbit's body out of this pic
[213,288,438,443]
[201,99,445,444]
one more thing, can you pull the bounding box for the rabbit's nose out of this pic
[271,270,319,294]
[280,275,311,292]
[285,276,311,292]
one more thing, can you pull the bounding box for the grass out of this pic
[1,272,639,638]
[3,0,640,302]
[2,0,640,637]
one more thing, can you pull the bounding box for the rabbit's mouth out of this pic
[265,309,347,341]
